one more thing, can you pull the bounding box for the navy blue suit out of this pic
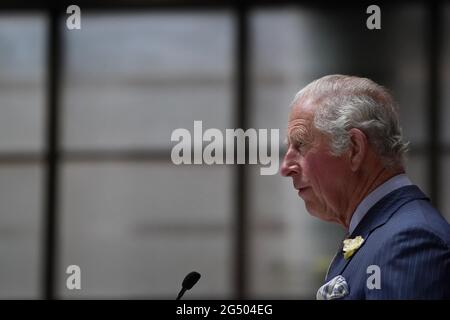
[325,185,450,299]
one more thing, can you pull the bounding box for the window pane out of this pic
[62,13,234,150]
[0,14,46,152]
[58,162,233,298]
[0,165,43,298]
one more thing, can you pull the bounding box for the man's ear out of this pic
[348,128,367,172]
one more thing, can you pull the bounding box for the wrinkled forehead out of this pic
[288,98,316,123]
[286,103,332,148]
[286,100,317,142]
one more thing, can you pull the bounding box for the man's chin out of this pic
[305,204,333,223]
[304,203,319,218]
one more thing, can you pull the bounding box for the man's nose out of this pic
[280,146,300,177]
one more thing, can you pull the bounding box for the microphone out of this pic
[176,271,201,300]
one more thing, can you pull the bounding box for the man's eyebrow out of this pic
[285,132,307,147]
[288,127,307,140]
[286,123,315,147]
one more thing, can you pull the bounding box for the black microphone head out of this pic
[182,271,201,290]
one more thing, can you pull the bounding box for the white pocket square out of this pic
[316,275,349,300]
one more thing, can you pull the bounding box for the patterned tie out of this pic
[324,232,349,281]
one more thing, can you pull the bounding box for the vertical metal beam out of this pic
[427,1,441,210]
[234,4,249,299]
[43,6,62,299]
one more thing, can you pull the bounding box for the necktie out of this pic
[324,232,349,281]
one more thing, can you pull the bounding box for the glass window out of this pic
[0,14,45,299]
[59,13,235,298]
[58,163,233,298]
[0,14,46,152]
[0,165,43,299]
[61,13,234,150]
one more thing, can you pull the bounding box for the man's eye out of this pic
[293,141,305,151]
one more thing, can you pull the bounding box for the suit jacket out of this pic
[324,185,450,299]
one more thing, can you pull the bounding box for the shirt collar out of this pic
[348,174,413,235]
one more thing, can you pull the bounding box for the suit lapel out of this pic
[326,185,428,282]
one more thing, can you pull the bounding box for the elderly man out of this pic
[281,75,450,299]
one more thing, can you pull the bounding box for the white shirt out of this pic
[348,174,413,235]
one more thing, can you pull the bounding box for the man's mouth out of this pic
[296,186,310,195]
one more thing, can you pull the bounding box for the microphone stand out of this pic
[176,288,186,300]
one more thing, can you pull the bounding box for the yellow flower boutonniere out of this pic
[342,236,365,260]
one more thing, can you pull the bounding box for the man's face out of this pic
[280,101,352,224]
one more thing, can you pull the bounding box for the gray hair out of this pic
[292,74,409,168]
